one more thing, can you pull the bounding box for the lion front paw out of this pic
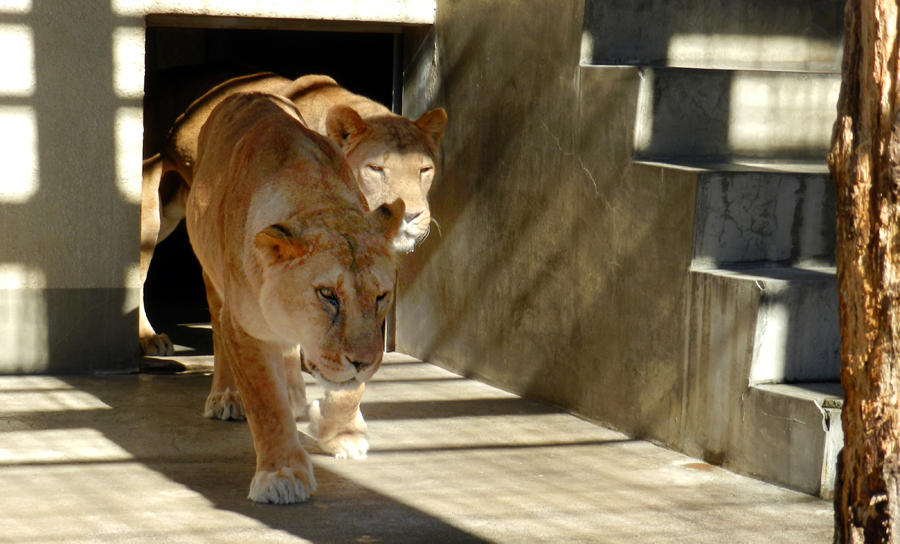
[307,399,369,459]
[249,464,317,504]
[321,432,369,460]
[204,388,246,420]
[140,333,174,356]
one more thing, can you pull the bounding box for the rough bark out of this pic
[828,0,900,542]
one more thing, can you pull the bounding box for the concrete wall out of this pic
[397,0,699,443]
[0,0,433,373]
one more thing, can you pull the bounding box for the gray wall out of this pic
[398,1,698,443]
[0,1,144,373]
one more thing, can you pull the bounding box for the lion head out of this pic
[325,105,447,254]
[252,202,404,389]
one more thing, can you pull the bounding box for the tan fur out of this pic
[185,91,403,504]
[283,75,447,254]
[140,71,290,355]
[139,71,447,357]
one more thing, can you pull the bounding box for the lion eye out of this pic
[316,287,340,315]
[367,165,385,174]
[420,166,433,175]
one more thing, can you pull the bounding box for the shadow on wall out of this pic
[396,0,842,442]
[0,0,142,373]
[395,5,696,440]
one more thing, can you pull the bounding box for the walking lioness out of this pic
[185,91,403,503]
[140,71,446,356]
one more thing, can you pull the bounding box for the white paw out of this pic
[204,388,245,420]
[307,399,369,459]
[248,465,317,504]
[323,433,369,460]
[140,333,174,356]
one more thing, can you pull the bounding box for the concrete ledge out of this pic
[692,171,835,267]
[120,0,435,25]
[743,383,843,498]
[634,68,840,162]
[582,0,843,72]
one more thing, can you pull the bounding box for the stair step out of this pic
[685,264,842,497]
[634,68,840,162]
[744,382,843,498]
[582,0,843,72]
[695,266,840,383]
[692,170,835,267]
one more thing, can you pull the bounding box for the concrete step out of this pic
[685,265,843,497]
[692,266,840,384]
[691,168,835,268]
[634,68,840,162]
[742,382,843,498]
[582,0,843,72]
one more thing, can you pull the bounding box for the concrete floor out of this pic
[0,351,833,543]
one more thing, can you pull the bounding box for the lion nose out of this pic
[404,211,422,224]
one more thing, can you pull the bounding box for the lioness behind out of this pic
[283,75,446,254]
[186,91,403,504]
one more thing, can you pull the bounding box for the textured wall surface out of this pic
[397,0,698,443]
[0,0,144,372]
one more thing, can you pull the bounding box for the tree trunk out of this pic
[828,0,900,542]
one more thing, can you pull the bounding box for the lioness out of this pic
[139,72,447,356]
[282,75,447,254]
[186,91,403,503]
[140,72,292,356]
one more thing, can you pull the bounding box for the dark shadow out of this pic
[362,397,561,420]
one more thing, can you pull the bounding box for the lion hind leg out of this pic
[308,384,369,460]
[202,272,246,420]
[139,155,175,357]
[204,388,245,420]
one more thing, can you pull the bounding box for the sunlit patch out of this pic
[727,74,838,153]
[0,266,47,372]
[0,107,38,203]
[0,376,73,392]
[112,26,144,99]
[0,429,131,464]
[115,106,143,204]
[111,0,435,22]
[0,263,44,289]
[0,0,31,13]
[0,390,112,414]
[667,34,838,70]
[0,24,34,95]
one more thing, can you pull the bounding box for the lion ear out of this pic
[254,225,307,263]
[371,198,406,246]
[326,105,368,149]
[414,108,447,151]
